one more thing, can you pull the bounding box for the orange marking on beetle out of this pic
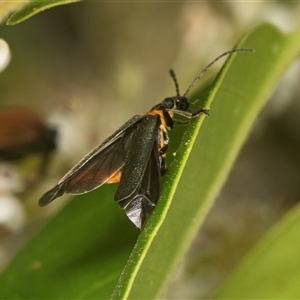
[145,110,167,128]
[144,109,169,152]
[107,170,122,184]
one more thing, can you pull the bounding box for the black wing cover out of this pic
[38,115,143,206]
[115,115,161,229]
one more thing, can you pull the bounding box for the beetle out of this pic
[0,107,57,181]
[39,48,253,229]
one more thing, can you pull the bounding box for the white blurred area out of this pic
[0,163,25,233]
[0,39,11,73]
[0,39,25,235]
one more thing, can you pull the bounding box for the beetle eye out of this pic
[164,97,175,108]
[176,97,189,111]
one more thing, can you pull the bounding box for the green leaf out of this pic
[0,186,139,299]
[0,2,26,24]
[111,23,300,299]
[6,0,80,25]
[213,203,300,299]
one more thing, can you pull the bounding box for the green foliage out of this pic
[214,203,300,299]
[2,0,80,25]
[0,185,139,299]
[1,23,300,299]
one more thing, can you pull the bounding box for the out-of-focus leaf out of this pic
[0,185,139,299]
[6,0,80,25]
[0,2,26,24]
[214,203,300,299]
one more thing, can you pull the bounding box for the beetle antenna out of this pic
[183,48,255,97]
[169,69,180,96]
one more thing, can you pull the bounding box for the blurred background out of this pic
[0,2,300,299]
